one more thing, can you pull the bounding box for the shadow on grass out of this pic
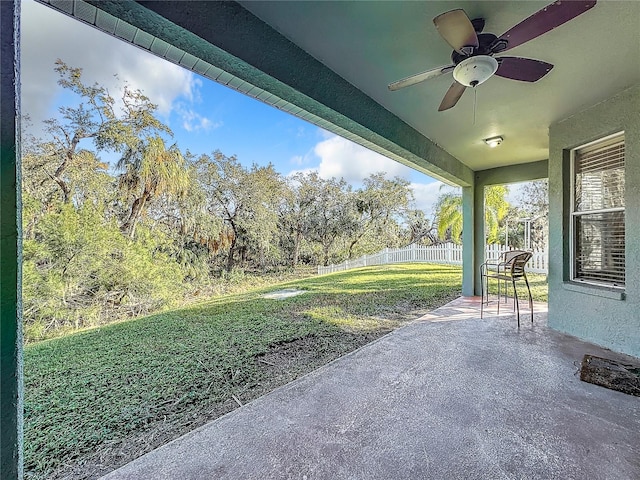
[21,263,482,479]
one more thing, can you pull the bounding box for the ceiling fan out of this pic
[388,1,597,111]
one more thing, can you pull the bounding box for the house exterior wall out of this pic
[1,1,23,478]
[548,84,640,358]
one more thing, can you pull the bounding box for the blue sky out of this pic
[21,0,454,217]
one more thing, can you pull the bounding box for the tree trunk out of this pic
[48,136,80,204]
[259,243,266,271]
[226,239,237,272]
[121,191,150,238]
[348,239,358,260]
[292,230,302,268]
[225,220,239,272]
[52,175,71,204]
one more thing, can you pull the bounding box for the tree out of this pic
[484,185,510,243]
[517,179,548,216]
[149,155,225,280]
[304,175,355,266]
[118,136,190,238]
[197,152,284,272]
[41,60,170,205]
[22,202,185,338]
[243,163,286,269]
[345,173,413,259]
[434,185,510,244]
[279,172,317,268]
[515,179,549,250]
[404,209,437,245]
[434,191,463,243]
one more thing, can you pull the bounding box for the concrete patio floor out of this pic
[103,297,640,480]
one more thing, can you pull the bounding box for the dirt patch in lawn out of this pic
[262,288,306,300]
[252,331,388,390]
[48,330,391,480]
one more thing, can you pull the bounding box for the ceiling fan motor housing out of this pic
[388,2,596,110]
[453,55,498,87]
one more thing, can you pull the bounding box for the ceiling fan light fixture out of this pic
[453,55,498,87]
[484,135,503,148]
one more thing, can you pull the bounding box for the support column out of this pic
[473,183,486,296]
[462,184,478,296]
[1,1,23,478]
[461,180,486,296]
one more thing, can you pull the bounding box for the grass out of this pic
[24,263,474,480]
[485,272,548,302]
[24,264,549,479]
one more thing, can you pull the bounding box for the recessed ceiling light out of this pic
[484,136,503,148]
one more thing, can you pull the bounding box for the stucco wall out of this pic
[548,84,640,358]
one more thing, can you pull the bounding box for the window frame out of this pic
[569,131,625,289]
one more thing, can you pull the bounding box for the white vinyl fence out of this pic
[317,243,548,275]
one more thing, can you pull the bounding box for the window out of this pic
[571,132,625,288]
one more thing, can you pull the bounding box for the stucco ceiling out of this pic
[240,1,640,171]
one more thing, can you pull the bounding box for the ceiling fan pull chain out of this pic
[473,86,477,125]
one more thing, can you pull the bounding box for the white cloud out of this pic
[286,131,457,217]
[409,182,460,217]
[289,147,316,167]
[505,182,526,206]
[175,103,221,133]
[317,128,334,140]
[410,182,444,218]
[20,0,203,127]
[312,134,415,183]
[290,155,304,166]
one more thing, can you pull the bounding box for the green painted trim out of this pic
[561,282,625,301]
[476,160,548,186]
[84,1,473,186]
[560,149,572,282]
[1,1,23,478]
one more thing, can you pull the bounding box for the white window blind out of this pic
[572,133,625,287]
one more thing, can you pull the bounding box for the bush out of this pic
[22,205,187,342]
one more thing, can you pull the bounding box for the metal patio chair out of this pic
[480,250,533,327]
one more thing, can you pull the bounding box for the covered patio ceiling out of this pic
[39,1,640,181]
[241,1,640,171]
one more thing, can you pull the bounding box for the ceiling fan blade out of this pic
[388,65,455,91]
[438,81,467,111]
[496,1,597,52]
[433,9,479,55]
[495,57,554,82]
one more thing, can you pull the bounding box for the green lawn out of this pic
[485,272,548,302]
[24,263,478,479]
